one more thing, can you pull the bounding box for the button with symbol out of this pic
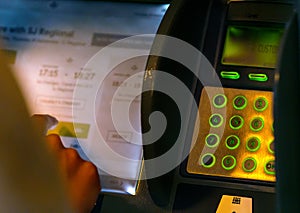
[229,115,244,130]
[213,94,227,108]
[246,137,261,152]
[268,140,275,154]
[222,155,236,170]
[209,113,223,128]
[205,134,220,148]
[242,157,257,172]
[254,97,268,112]
[233,95,247,110]
[225,135,240,150]
[200,153,216,168]
[250,117,264,132]
[265,160,275,175]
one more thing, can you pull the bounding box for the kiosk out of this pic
[141,0,299,212]
[0,0,299,212]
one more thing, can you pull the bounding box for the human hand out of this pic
[32,115,101,213]
[46,134,101,213]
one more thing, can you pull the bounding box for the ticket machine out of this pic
[142,0,299,212]
[0,0,298,212]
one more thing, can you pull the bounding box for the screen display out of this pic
[222,25,284,68]
[0,0,168,195]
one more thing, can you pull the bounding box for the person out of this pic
[0,51,101,213]
[33,114,101,213]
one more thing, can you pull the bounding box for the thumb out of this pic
[31,114,58,135]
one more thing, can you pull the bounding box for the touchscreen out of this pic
[0,0,168,194]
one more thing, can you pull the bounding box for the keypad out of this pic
[187,86,275,182]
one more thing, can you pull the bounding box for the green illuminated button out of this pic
[246,137,261,152]
[250,117,264,132]
[209,114,223,127]
[205,134,220,148]
[225,135,240,150]
[242,157,257,172]
[213,94,227,108]
[220,71,240,80]
[268,140,275,154]
[229,115,244,129]
[222,155,236,170]
[254,97,268,112]
[233,95,247,110]
[265,160,275,175]
[248,73,268,82]
[200,153,216,168]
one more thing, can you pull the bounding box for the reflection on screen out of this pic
[222,26,284,68]
[0,0,168,195]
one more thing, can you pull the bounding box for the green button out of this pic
[248,73,268,82]
[254,97,268,112]
[221,155,236,170]
[48,122,90,139]
[246,137,261,152]
[250,117,264,132]
[243,157,257,172]
[229,115,244,130]
[265,160,275,175]
[233,95,247,110]
[205,134,220,148]
[213,94,227,108]
[268,140,275,154]
[220,71,240,80]
[200,153,216,168]
[225,135,240,150]
[209,114,223,128]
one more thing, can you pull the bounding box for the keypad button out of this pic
[229,115,244,130]
[268,140,275,154]
[265,160,275,175]
[246,137,261,152]
[213,94,227,108]
[233,95,247,110]
[225,135,240,150]
[250,117,264,132]
[254,97,268,112]
[222,155,236,170]
[200,153,216,168]
[209,114,223,127]
[205,134,220,148]
[242,157,257,172]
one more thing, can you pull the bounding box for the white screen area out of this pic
[0,0,168,194]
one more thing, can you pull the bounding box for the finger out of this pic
[69,162,101,212]
[45,134,65,152]
[31,114,58,135]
